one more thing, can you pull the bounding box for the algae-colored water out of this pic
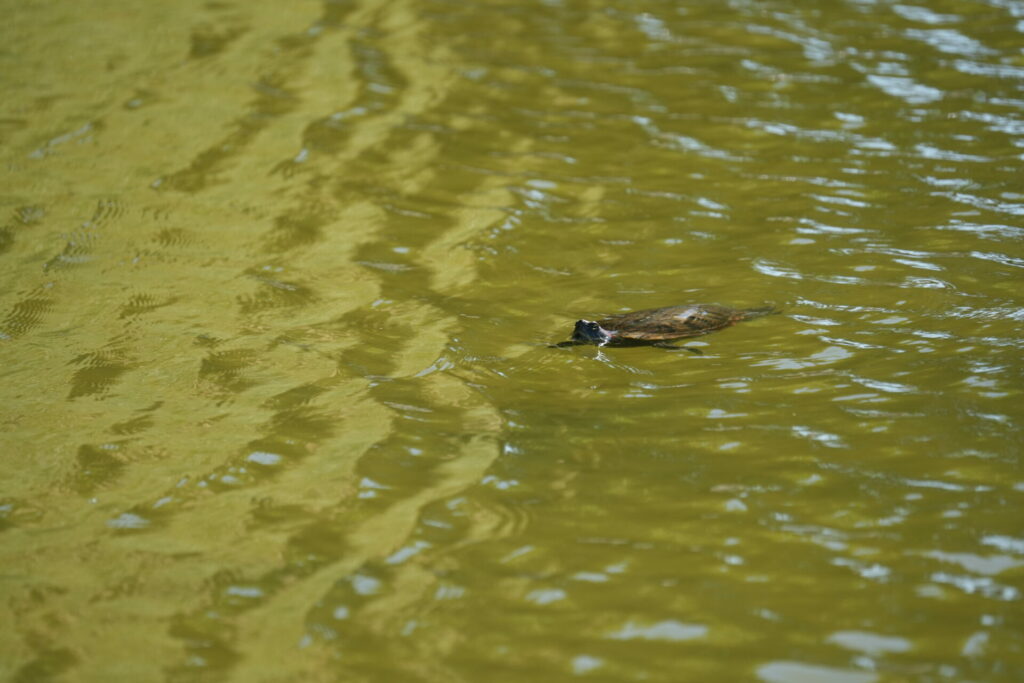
[2,0,1023,681]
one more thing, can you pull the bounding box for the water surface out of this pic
[2,0,1023,680]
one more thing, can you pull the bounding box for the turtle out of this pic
[555,303,777,352]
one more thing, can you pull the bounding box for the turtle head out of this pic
[572,319,613,346]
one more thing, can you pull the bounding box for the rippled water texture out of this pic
[2,0,1023,680]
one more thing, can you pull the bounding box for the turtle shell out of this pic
[599,304,773,343]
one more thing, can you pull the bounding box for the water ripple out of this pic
[3,0,1024,679]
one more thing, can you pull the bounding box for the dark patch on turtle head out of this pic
[572,319,613,346]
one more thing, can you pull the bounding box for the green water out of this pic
[2,0,1023,680]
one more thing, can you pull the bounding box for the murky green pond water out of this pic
[2,0,1023,680]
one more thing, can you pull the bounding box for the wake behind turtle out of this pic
[556,303,777,352]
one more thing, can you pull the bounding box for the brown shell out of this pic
[599,304,772,342]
